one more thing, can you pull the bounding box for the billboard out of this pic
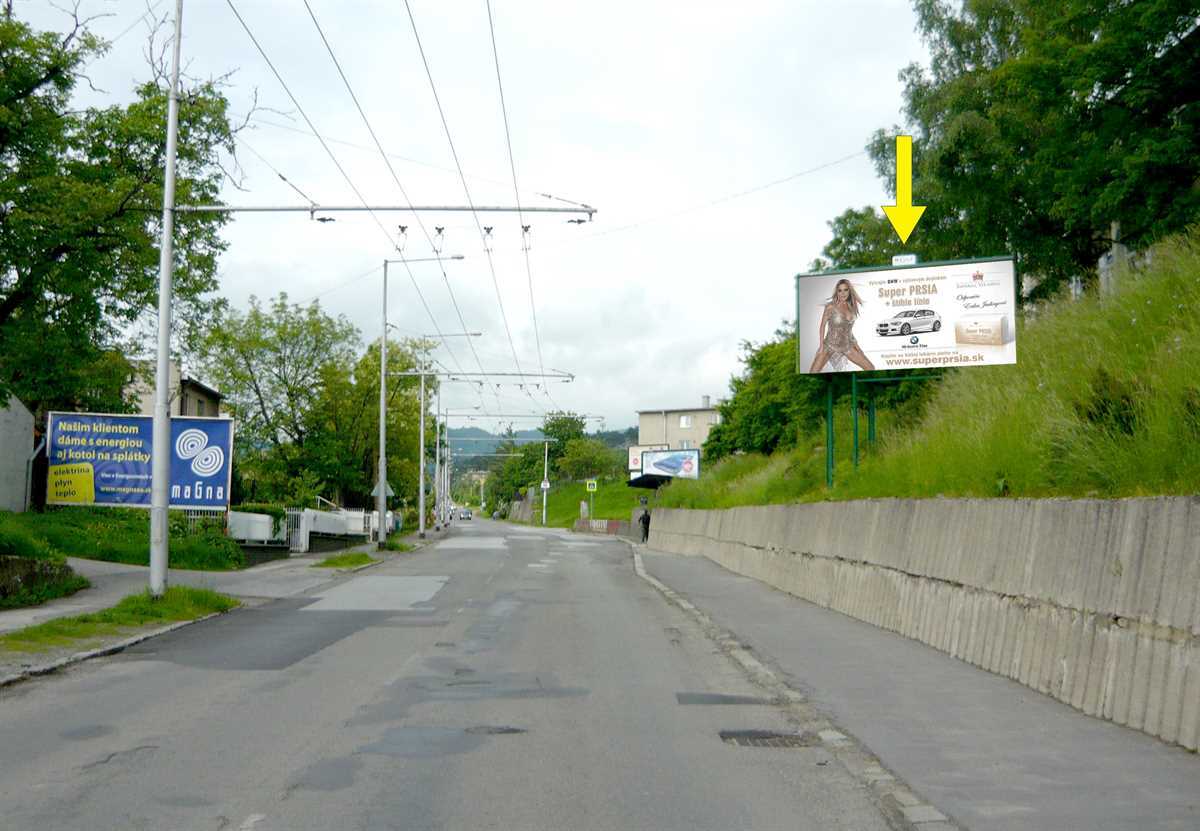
[46,413,234,510]
[641,449,700,479]
[628,443,668,472]
[795,257,1016,374]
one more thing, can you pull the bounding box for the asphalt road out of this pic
[0,520,895,831]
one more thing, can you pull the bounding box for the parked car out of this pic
[459,509,472,520]
[876,308,942,336]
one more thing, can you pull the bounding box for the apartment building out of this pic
[636,396,722,451]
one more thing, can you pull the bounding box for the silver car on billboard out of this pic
[876,308,942,336]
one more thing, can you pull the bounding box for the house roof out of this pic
[635,406,717,415]
[180,376,223,400]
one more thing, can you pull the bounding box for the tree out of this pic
[199,294,361,503]
[0,12,239,419]
[556,438,622,481]
[852,0,1200,296]
[200,294,360,452]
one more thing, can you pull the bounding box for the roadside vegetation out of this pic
[312,552,376,569]
[0,515,89,609]
[511,478,651,529]
[385,538,415,553]
[0,586,238,653]
[661,231,1200,508]
[0,508,245,571]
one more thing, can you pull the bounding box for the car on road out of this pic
[876,308,942,336]
[459,509,472,520]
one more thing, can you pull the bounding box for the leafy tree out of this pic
[809,206,913,273]
[0,12,238,420]
[200,294,360,452]
[704,323,828,460]
[556,438,622,481]
[854,0,1200,296]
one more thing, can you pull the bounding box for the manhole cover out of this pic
[465,725,526,735]
[719,730,817,748]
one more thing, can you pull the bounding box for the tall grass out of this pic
[660,230,1200,508]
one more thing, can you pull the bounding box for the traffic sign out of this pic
[371,480,395,498]
[586,479,597,492]
[541,479,551,490]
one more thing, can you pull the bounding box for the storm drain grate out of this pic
[465,725,527,735]
[719,730,817,748]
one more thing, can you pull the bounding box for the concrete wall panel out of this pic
[651,496,1200,750]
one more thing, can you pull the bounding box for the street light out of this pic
[377,255,464,549]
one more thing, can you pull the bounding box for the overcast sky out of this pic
[21,0,928,432]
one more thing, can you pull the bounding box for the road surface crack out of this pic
[78,744,158,771]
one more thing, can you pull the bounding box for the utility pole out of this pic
[434,385,442,530]
[542,440,549,527]
[418,371,426,539]
[376,260,388,549]
[377,256,462,550]
[148,0,184,599]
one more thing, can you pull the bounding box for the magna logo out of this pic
[175,428,224,477]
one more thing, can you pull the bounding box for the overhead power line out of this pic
[485,0,556,411]
[223,0,471,385]
[402,0,537,413]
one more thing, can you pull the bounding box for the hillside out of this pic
[659,231,1200,509]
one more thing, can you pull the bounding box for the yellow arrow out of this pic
[882,135,926,245]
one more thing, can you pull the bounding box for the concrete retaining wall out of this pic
[650,498,1200,751]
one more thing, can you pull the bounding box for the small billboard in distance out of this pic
[628,443,668,472]
[642,449,700,480]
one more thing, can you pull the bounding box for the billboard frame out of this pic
[794,254,1018,374]
[46,411,236,511]
[794,254,1017,488]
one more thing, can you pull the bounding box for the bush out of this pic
[0,514,61,561]
[0,508,244,570]
[0,555,89,609]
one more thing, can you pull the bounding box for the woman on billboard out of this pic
[808,278,875,372]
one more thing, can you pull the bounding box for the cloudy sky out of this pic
[22,0,928,431]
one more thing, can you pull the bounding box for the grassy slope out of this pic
[0,508,245,570]
[511,479,651,529]
[660,231,1200,508]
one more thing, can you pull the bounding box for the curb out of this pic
[0,608,232,690]
[631,549,959,831]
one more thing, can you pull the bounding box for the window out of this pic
[679,415,692,428]
[196,399,205,417]
[709,413,721,425]
[679,440,693,449]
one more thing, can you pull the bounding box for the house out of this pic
[636,396,722,451]
[128,361,223,417]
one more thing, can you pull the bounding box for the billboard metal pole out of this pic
[149,0,185,598]
[852,374,860,468]
[542,441,549,527]
[825,378,834,489]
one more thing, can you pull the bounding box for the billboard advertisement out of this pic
[641,449,700,480]
[795,257,1016,374]
[628,443,668,472]
[46,413,234,510]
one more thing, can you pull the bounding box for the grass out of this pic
[0,507,245,570]
[511,478,653,529]
[385,538,415,552]
[658,229,1200,508]
[311,552,376,569]
[0,586,239,653]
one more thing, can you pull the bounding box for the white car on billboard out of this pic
[875,308,942,336]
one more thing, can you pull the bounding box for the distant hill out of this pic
[448,425,636,469]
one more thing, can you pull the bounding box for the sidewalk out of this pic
[641,549,1200,831]
[0,538,395,636]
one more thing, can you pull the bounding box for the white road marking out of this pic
[238,814,267,830]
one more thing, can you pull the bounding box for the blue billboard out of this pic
[46,412,234,510]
